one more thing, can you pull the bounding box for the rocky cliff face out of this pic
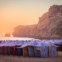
[13,5,62,39]
[48,5,62,38]
[13,24,37,37]
[37,5,62,38]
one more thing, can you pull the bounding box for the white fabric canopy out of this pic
[0,37,62,47]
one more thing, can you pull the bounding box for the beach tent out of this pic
[14,40,32,57]
[0,40,16,55]
[42,40,58,57]
[21,39,40,57]
[0,37,59,57]
[0,40,7,55]
[44,40,62,51]
[15,47,23,56]
[48,43,57,57]
[3,40,15,55]
[30,39,49,57]
[0,37,33,56]
[21,39,49,58]
[40,42,49,58]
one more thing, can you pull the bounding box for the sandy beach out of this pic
[0,52,62,62]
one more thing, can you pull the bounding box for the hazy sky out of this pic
[0,0,62,33]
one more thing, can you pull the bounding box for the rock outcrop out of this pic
[13,24,37,38]
[13,5,62,39]
[48,5,62,38]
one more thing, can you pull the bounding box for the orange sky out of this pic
[0,6,40,33]
[0,0,62,34]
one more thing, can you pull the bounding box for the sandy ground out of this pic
[0,52,62,62]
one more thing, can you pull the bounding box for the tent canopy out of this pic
[0,37,62,47]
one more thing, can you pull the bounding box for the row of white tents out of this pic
[0,37,62,57]
[0,37,62,47]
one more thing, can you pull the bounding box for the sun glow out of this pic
[2,32,5,37]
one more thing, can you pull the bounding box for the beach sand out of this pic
[0,52,62,62]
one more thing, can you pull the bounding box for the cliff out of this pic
[13,5,62,39]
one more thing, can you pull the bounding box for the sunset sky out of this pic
[0,0,62,34]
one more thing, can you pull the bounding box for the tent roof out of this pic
[0,37,62,47]
[21,39,50,48]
